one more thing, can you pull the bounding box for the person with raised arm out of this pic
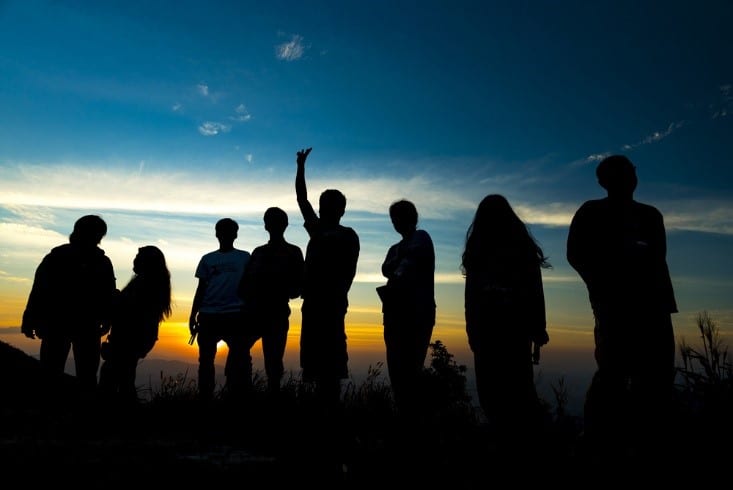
[294,147,360,409]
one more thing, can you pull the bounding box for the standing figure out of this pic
[21,215,117,395]
[567,155,677,454]
[461,194,550,443]
[239,207,304,397]
[379,199,436,415]
[98,245,172,403]
[189,218,254,402]
[294,147,360,407]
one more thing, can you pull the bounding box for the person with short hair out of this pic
[21,214,118,395]
[379,199,436,416]
[189,218,254,402]
[567,154,678,455]
[294,147,360,408]
[239,207,304,397]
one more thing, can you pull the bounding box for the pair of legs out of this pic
[196,311,257,401]
[472,333,542,444]
[300,305,348,410]
[383,316,433,415]
[40,328,102,394]
[98,352,140,402]
[256,313,290,394]
[584,309,676,453]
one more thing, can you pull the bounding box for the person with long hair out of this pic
[99,245,172,403]
[461,194,550,445]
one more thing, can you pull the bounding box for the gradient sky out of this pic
[1,1,732,405]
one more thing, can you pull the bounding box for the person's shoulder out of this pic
[339,224,359,237]
[579,197,606,209]
[251,243,268,255]
[572,198,607,217]
[415,229,432,240]
[633,200,663,216]
[285,241,304,253]
[48,243,71,255]
[235,248,252,258]
[200,249,219,260]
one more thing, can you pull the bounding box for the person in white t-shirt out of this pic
[189,218,254,402]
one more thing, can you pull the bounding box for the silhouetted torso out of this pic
[567,197,677,314]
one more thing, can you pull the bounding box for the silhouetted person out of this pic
[295,147,360,408]
[461,194,550,447]
[239,207,304,397]
[21,214,117,396]
[189,218,254,402]
[379,199,435,416]
[567,154,677,458]
[99,245,172,404]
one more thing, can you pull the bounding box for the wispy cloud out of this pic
[661,199,733,234]
[229,104,251,122]
[2,163,731,236]
[711,84,731,119]
[573,121,684,167]
[276,34,306,61]
[622,121,684,151]
[198,121,231,136]
[172,102,182,112]
[196,83,209,97]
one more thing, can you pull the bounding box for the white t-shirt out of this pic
[195,249,251,314]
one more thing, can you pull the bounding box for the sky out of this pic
[1,0,732,411]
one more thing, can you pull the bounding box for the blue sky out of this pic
[1,1,732,390]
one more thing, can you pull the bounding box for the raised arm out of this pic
[295,147,317,221]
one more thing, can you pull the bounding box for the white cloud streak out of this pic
[1,163,729,234]
[622,121,684,151]
[198,121,231,136]
[276,35,305,61]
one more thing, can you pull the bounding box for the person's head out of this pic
[461,194,549,273]
[69,215,107,248]
[264,207,288,235]
[132,245,172,321]
[596,154,637,198]
[389,199,418,236]
[133,245,169,277]
[215,218,239,245]
[471,194,520,232]
[319,189,347,224]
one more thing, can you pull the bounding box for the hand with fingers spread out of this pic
[296,147,312,166]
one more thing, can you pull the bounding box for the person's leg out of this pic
[119,355,141,403]
[71,331,102,392]
[383,320,407,410]
[196,313,220,401]
[223,312,255,400]
[39,334,72,379]
[630,313,676,454]
[584,310,632,459]
[98,358,117,398]
[262,315,288,393]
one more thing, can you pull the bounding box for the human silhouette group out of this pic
[21,151,677,461]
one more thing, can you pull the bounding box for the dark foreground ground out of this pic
[1,339,730,487]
